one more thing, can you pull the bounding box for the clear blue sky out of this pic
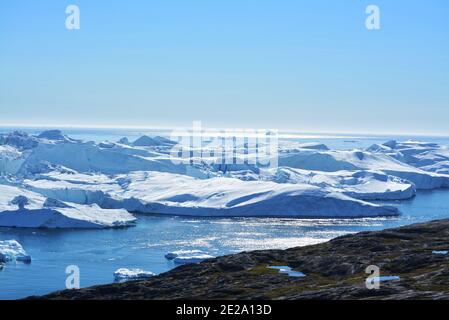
[1,0,448,135]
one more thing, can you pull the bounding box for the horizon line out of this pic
[0,123,449,138]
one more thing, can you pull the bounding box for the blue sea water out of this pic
[1,128,449,299]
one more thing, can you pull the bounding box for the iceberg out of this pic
[3,130,449,220]
[0,240,31,263]
[230,167,416,201]
[0,185,136,229]
[165,250,206,260]
[173,254,215,265]
[279,147,449,190]
[23,171,400,217]
[113,268,155,281]
[0,131,185,175]
[368,140,449,175]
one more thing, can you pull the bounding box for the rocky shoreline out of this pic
[34,219,449,300]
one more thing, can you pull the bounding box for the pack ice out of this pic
[1,130,449,225]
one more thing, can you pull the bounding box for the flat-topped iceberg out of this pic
[174,254,215,265]
[0,240,31,263]
[0,185,136,229]
[228,167,416,201]
[24,171,400,217]
[165,250,206,260]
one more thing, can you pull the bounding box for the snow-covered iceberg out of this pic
[23,171,400,217]
[173,254,215,265]
[2,130,449,220]
[113,268,155,281]
[228,167,416,200]
[165,250,206,260]
[368,140,449,175]
[0,240,31,263]
[0,131,185,176]
[0,185,136,229]
[279,147,449,190]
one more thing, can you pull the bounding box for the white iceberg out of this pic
[0,240,31,263]
[368,140,449,175]
[0,131,185,175]
[0,185,136,229]
[165,250,206,260]
[229,167,416,201]
[24,171,400,218]
[173,254,215,265]
[279,147,449,190]
[113,268,155,281]
[4,131,449,220]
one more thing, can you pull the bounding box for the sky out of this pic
[0,0,448,135]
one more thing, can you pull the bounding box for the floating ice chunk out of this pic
[0,240,31,263]
[165,250,206,260]
[268,266,306,278]
[113,268,155,281]
[432,250,448,255]
[173,254,215,265]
